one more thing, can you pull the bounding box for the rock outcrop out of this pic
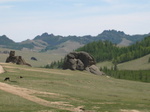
[6,51,31,67]
[31,57,37,61]
[63,51,104,75]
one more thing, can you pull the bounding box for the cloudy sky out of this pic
[0,0,150,42]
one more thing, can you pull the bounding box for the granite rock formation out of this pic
[6,51,31,67]
[63,51,104,75]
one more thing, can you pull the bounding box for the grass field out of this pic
[0,48,63,67]
[0,89,51,112]
[0,63,150,112]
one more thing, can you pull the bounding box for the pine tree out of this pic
[114,63,118,71]
[148,57,150,63]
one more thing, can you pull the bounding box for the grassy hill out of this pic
[0,63,150,112]
[97,54,150,70]
[118,54,150,70]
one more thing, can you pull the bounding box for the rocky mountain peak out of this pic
[100,30,125,36]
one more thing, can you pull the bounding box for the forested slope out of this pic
[76,36,150,64]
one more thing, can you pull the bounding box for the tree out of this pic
[148,57,150,63]
[114,63,118,71]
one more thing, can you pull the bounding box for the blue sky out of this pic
[0,0,150,42]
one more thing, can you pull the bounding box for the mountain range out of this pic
[0,30,150,53]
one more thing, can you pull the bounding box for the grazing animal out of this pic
[19,76,23,78]
[4,77,10,81]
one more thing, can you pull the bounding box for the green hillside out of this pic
[97,54,150,70]
[118,54,150,70]
[96,54,150,83]
[0,63,150,112]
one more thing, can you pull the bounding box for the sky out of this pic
[0,0,150,42]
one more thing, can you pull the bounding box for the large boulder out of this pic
[86,65,104,75]
[6,51,31,67]
[31,57,37,61]
[63,51,104,75]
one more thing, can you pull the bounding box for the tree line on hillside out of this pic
[76,36,150,64]
[44,58,64,69]
[102,67,150,83]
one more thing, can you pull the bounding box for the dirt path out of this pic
[0,82,83,112]
[0,65,5,74]
[0,63,86,111]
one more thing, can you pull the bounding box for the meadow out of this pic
[0,48,63,67]
[0,63,150,112]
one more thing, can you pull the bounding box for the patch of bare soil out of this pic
[0,65,5,74]
[120,109,141,112]
[0,82,84,112]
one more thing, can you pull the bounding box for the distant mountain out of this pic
[0,30,150,53]
[33,30,150,52]
[95,30,149,44]
[0,35,15,45]
[0,35,21,49]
